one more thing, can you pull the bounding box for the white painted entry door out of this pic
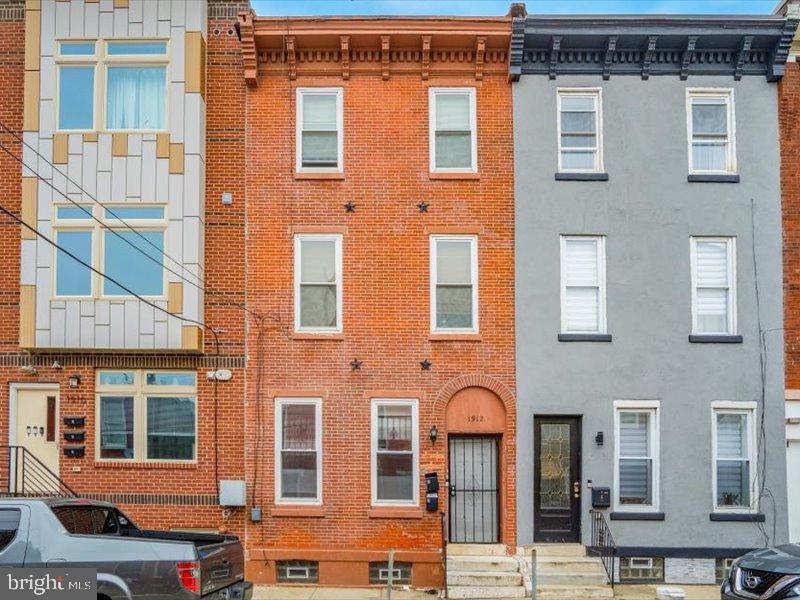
[14,388,60,478]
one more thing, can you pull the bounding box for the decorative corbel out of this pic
[381,35,390,80]
[642,36,657,80]
[475,36,486,81]
[286,35,297,80]
[549,36,562,80]
[603,36,617,81]
[681,36,698,81]
[421,35,431,80]
[237,11,258,87]
[508,16,525,82]
[733,36,753,81]
[340,35,350,80]
[768,19,796,82]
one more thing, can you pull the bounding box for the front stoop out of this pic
[525,544,613,600]
[447,544,528,599]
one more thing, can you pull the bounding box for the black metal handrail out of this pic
[0,446,77,498]
[588,509,616,589]
[441,511,449,599]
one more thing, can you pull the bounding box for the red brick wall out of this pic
[781,60,800,389]
[244,68,516,584]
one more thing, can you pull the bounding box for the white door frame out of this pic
[9,383,60,447]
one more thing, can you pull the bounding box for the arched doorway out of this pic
[445,386,507,544]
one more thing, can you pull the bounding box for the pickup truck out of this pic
[0,497,253,600]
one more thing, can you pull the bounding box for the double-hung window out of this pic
[96,370,197,462]
[712,403,756,512]
[430,235,478,333]
[560,235,606,334]
[275,398,322,504]
[296,88,343,173]
[294,234,343,333]
[371,399,419,506]
[429,88,477,173]
[53,205,166,298]
[690,237,736,335]
[687,89,736,174]
[57,40,168,132]
[614,402,659,511]
[557,89,603,173]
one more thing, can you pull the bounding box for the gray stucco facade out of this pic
[512,17,793,571]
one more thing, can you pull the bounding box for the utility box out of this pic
[219,480,246,507]
[591,487,611,508]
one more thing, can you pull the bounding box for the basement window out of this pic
[276,560,319,583]
[369,562,412,585]
[619,557,664,583]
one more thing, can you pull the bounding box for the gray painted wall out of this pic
[513,74,788,550]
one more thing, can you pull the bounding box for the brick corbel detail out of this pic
[421,35,431,80]
[340,35,350,79]
[286,35,297,80]
[381,35,391,80]
[237,10,258,87]
[475,36,486,80]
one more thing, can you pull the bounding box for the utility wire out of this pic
[0,125,263,321]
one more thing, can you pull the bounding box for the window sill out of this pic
[555,172,609,181]
[271,506,326,518]
[709,512,765,522]
[610,511,665,521]
[428,172,480,180]
[93,460,198,469]
[368,507,424,519]
[292,332,344,341]
[688,335,743,344]
[558,334,612,342]
[294,172,345,180]
[688,174,740,183]
[429,333,482,342]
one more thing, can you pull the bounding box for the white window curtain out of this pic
[691,97,729,172]
[716,412,750,508]
[694,239,731,334]
[563,237,602,333]
[106,66,166,130]
[559,93,599,171]
[618,412,653,506]
[299,239,338,329]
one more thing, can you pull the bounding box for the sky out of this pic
[250,0,781,17]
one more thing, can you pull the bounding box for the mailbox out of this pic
[591,487,611,508]
[425,472,439,493]
[64,431,85,442]
[63,445,85,458]
[426,492,439,512]
[63,416,85,427]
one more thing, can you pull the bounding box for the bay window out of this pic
[371,399,419,506]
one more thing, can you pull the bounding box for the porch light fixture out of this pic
[429,425,439,445]
[68,373,81,388]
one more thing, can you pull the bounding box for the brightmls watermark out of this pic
[0,568,95,600]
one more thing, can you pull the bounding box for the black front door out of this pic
[448,436,500,543]
[534,416,581,542]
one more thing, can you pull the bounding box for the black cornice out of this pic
[510,15,798,81]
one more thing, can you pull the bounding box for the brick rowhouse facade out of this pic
[0,0,247,539]
[238,14,516,586]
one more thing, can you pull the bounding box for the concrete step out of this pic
[534,556,608,572]
[448,543,508,557]
[535,571,609,586]
[527,543,586,557]
[447,570,523,587]
[447,555,519,572]
[536,584,614,599]
[448,585,527,599]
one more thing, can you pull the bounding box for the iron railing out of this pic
[0,446,77,498]
[441,510,449,599]
[588,509,616,589]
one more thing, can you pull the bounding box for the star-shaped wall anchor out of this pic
[420,358,432,371]
[350,358,363,371]
[417,201,429,213]
[344,201,356,213]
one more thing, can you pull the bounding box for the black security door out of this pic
[448,436,500,543]
[534,417,581,542]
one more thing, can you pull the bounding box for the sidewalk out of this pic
[253,586,439,600]
[614,585,721,599]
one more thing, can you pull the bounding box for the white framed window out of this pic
[295,88,343,173]
[429,88,477,173]
[690,237,736,335]
[430,235,479,333]
[57,40,169,132]
[687,89,736,174]
[560,235,606,334]
[275,398,322,505]
[371,399,419,506]
[614,401,660,512]
[557,88,603,173]
[293,234,343,333]
[53,205,167,299]
[96,370,197,462]
[712,402,757,512]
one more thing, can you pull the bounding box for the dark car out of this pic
[722,544,800,599]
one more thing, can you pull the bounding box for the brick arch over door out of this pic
[434,373,516,417]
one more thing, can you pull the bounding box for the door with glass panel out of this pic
[534,417,581,543]
[448,436,499,543]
